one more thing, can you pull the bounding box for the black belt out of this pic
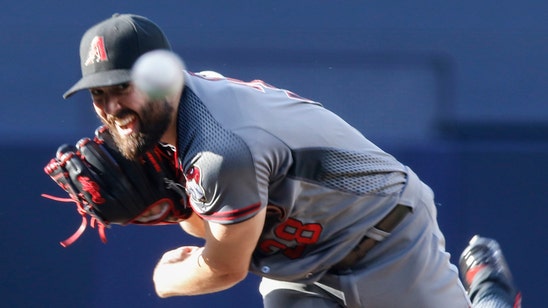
[330,204,411,272]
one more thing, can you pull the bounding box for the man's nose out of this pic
[103,95,122,115]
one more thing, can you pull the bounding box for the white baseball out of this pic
[131,50,185,100]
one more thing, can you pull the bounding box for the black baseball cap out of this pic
[63,14,172,99]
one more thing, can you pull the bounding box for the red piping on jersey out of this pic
[195,202,261,222]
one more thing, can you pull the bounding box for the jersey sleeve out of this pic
[183,134,265,224]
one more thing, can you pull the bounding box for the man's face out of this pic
[90,82,174,160]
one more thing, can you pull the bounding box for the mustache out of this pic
[105,109,137,124]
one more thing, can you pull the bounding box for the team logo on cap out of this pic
[84,36,108,66]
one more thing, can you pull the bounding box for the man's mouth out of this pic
[114,114,138,136]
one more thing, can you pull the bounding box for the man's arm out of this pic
[178,212,206,238]
[153,207,266,297]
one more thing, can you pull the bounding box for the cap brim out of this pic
[63,69,132,99]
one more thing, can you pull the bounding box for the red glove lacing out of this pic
[40,194,107,247]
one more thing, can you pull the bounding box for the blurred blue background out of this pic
[1,1,546,307]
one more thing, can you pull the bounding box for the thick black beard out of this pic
[105,99,174,160]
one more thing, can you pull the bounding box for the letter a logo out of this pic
[84,36,108,66]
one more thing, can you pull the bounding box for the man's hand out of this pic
[152,207,267,298]
[153,245,215,298]
[157,246,202,264]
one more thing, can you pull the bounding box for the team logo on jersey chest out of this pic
[184,166,206,203]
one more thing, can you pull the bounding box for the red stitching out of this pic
[77,176,105,204]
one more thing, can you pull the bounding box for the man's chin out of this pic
[110,131,150,160]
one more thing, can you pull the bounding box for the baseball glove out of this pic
[42,126,191,247]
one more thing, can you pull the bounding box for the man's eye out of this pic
[90,89,103,95]
[116,83,130,90]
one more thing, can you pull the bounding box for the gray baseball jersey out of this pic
[176,71,469,307]
[177,71,406,280]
